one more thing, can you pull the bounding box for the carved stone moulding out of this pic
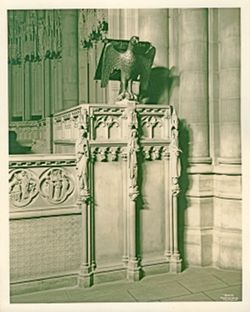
[91,106,126,116]
[136,105,171,117]
[9,159,76,169]
[39,168,74,205]
[90,145,127,162]
[9,169,39,208]
[141,144,170,160]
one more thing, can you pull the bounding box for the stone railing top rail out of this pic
[9,118,49,127]
[53,103,173,117]
[9,154,76,169]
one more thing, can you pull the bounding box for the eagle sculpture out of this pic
[95,36,156,102]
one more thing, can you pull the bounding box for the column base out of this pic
[169,254,182,273]
[127,258,142,281]
[78,265,93,288]
[164,251,172,262]
[122,256,129,267]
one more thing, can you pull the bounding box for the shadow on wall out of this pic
[143,66,179,104]
[9,131,32,154]
[135,118,144,275]
[178,120,190,270]
[139,66,190,271]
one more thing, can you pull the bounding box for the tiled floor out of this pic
[10,267,242,303]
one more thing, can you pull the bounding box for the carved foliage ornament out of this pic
[9,169,39,207]
[127,108,140,201]
[39,168,74,204]
[170,108,181,196]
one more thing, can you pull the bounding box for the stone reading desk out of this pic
[9,102,182,293]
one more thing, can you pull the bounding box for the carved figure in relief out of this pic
[52,171,63,201]
[170,128,181,178]
[9,170,38,207]
[9,173,22,202]
[128,128,140,189]
[40,168,73,204]
[20,171,31,200]
[75,127,90,192]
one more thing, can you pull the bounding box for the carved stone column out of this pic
[107,9,121,104]
[178,9,214,267]
[24,61,31,120]
[77,109,93,287]
[179,9,210,162]
[163,108,182,272]
[122,148,129,266]
[126,103,141,281]
[213,8,241,270]
[218,9,241,163]
[138,9,169,104]
[169,109,182,272]
[138,9,168,67]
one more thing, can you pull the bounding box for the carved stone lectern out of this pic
[76,101,182,287]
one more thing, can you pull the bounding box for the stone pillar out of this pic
[138,9,169,104]
[78,198,92,288]
[218,9,241,163]
[138,9,168,67]
[107,9,121,104]
[126,105,141,281]
[120,9,139,39]
[24,62,31,120]
[44,59,51,117]
[213,8,242,270]
[178,9,213,267]
[179,9,210,162]
[61,10,78,109]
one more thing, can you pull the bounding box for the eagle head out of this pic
[129,36,139,48]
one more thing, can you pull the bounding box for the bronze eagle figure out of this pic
[98,36,156,102]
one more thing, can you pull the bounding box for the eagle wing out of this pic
[101,42,122,88]
[138,45,156,94]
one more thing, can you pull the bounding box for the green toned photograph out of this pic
[4,4,244,309]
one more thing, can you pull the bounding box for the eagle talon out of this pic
[117,92,126,101]
[125,92,133,100]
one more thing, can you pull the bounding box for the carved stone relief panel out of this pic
[90,106,126,140]
[39,168,74,204]
[91,146,125,162]
[9,169,39,207]
[141,115,163,139]
[137,106,172,139]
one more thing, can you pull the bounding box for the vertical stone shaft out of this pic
[24,62,31,120]
[61,10,78,109]
[179,9,209,160]
[138,9,168,67]
[218,9,240,162]
[107,9,121,104]
[122,159,128,264]
[81,202,88,266]
[173,193,178,254]
[164,155,171,258]
[128,200,137,260]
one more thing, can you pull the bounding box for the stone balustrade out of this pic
[9,118,52,154]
